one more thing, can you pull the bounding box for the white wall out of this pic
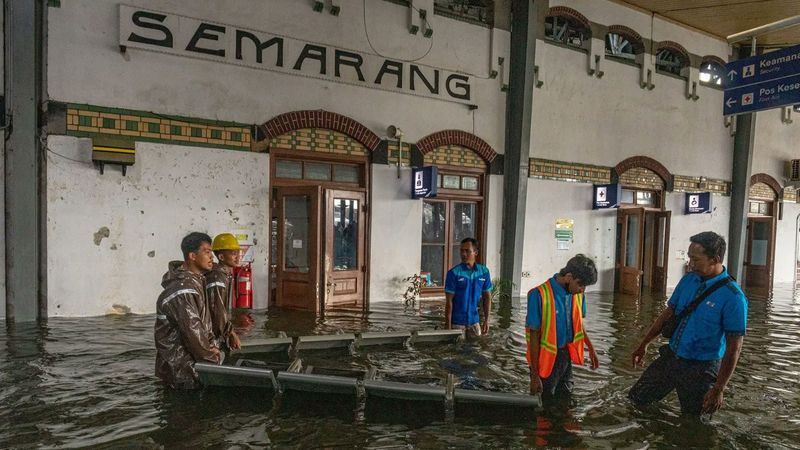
[522,179,617,294]
[368,164,423,302]
[533,0,732,179]
[664,192,731,287]
[46,136,269,317]
[47,0,507,151]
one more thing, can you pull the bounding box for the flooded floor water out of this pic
[2,285,800,449]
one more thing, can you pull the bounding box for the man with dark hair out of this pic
[629,231,747,416]
[526,254,600,399]
[444,237,493,337]
[155,232,221,389]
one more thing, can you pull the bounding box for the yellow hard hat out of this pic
[212,233,240,251]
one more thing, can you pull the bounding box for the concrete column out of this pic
[727,114,755,281]
[727,46,757,282]
[500,0,537,295]
[5,0,45,323]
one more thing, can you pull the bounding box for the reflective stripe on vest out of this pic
[526,279,586,379]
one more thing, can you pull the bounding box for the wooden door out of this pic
[617,208,645,295]
[323,190,366,308]
[276,186,322,312]
[651,210,671,293]
[745,217,774,294]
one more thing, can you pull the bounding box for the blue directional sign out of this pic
[724,44,800,116]
[724,74,800,115]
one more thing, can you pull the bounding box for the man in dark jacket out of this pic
[205,233,242,351]
[154,232,221,389]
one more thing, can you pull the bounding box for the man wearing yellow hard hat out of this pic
[204,233,242,351]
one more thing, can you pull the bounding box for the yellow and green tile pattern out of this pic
[423,144,487,170]
[269,128,368,156]
[66,103,251,151]
[529,158,611,184]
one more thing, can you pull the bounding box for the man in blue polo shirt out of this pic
[629,231,748,416]
[444,237,493,336]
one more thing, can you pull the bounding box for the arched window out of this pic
[434,0,494,26]
[605,25,644,62]
[699,56,726,86]
[655,42,690,77]
[545,7,591,49]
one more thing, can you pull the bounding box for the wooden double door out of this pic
[616,208,671,295]
[272,186,366,313]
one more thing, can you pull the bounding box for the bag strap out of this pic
[675,275,734,321]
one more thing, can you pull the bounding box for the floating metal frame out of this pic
[277,371,359,395]
[356,331,411,347]
[294,334,356,351]
[233,337,294,355]
[410,329,464,344]
[196,362,279,389]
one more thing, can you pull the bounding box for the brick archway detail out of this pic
[656,40,690,66]
[547,6,591,32]
[607,25,645,54]
[416,130,498,163]
[702,55,727,67]
[258,110,381,151]
[750,173,781,195]
[613,156,672,188]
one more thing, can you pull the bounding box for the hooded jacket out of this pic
[204,263,234,343]
[154,261,220,389]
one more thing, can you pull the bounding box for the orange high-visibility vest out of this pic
[526,279,585,378]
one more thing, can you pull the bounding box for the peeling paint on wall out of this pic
[94,227,110,245]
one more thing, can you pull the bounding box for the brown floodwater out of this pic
[2,285,798,448]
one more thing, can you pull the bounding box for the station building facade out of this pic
[1,0,799,319]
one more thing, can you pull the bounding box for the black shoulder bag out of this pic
[661,276,733,339]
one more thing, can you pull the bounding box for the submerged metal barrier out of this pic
[199,329,541,414]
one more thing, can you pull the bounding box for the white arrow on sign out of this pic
[727,69,737,80]
[726,97,737,108]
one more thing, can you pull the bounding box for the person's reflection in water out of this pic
[523,400,584,448]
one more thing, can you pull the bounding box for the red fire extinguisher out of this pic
[233,262,253,309]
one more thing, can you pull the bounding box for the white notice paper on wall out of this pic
[557,240,570,251]
[293,239,303,249]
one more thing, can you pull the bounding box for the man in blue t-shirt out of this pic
[444,237,493,337]
[629,231,748,416]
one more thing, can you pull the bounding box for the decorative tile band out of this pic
[269,128,368,157]
[619,167,665,190]
[782,187,797,203]
[423,144,488,170]
[673,175,730,196]
[750,182,777,201]
[529,158,611,184]
[65,103,252,151]
[387,141,412,165]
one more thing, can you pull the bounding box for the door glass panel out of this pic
[333,198,358,270]
[276,160,302,179]
[625,214,640,267]
[333,165,359,184]
[422,201,446,243]
[451,203,477,265]
[283,195,310,272]
[421,245,445,287]
[656,217,666,267]
[305,162,331,181]
[751,221,769,266]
